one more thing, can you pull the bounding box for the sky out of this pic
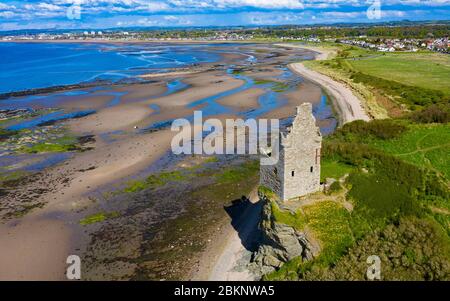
[0,0,449,31]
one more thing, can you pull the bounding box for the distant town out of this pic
[1,23,449,54]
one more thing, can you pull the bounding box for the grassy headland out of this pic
[263,117,450,281]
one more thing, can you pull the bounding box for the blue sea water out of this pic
[0,42,220,94]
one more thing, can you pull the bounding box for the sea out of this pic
[0,42,337,135]
[0,42,221,94]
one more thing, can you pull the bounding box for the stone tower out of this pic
[260,103,322,201]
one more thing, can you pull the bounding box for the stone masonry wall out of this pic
[260,103,322,201]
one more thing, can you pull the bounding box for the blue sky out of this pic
[0,1,449,31]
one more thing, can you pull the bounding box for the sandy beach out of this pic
[289,62,370,124]
[275,43,370,124]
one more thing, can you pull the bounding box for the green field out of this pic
[303,44,450,115]
[347,52,450,95]
[368,123,450,179]
[321,160,355,182]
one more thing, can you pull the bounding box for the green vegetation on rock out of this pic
[79,211,120,226]
[123,170,186,193]
[216,160,259,184]
[20,142,77,154]
[264,201,354,280]
[254,79,290,92]
[270,202,306,231]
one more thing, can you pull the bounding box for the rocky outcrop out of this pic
[250,195,319,275]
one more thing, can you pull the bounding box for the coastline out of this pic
[195,43,371,282]
[282,44,370,124]
[0,42,338,280]
[0,39,259,45]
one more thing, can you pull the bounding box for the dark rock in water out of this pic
[0,79,157,100]
[78,166,96,172]
[140,119,174,133]
[0,108,35,119]
[0,80,110,100]
[0,128,18,141]
[78,135,96,145]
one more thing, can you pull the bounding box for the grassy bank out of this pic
[302,43,450,117]
[264,118,450,280]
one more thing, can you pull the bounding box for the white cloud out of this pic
[214,0,304,9]
[0,11,15,18]
[37,3,63,11]
[1,0,450,29]
[0,3,16,10]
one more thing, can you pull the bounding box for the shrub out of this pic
[347,171,422,229]
[328,181,342,193]
[410,104,450,124]
[301,217,450,280]
[335,119,407,140]
[350,72,448,108]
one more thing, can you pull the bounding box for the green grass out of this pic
[348,52,450,95]
[305,46,450,115]
[347,171,421,228]
[328,120,450,180]
[264,200,354,280]
[368,123,450,179]
[299,217,450,280]
[320,160,355,182]
[303,201,354,263]
[328,181,342,194]
[270,201,306,231]
[79,211,120,226]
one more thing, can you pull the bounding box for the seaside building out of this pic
[260,103,322,201]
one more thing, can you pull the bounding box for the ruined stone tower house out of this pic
[260,103,322,201]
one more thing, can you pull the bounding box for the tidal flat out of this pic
[0,43,337,280]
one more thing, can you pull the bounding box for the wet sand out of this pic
[216,88,265,110]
